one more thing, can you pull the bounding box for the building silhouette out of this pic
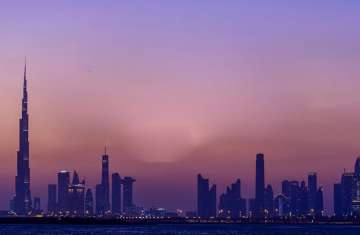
[255,153,265,217]
[122,176,136,214]
[85,189,94,216]
[332,158,360,216]
[308,172,317,214]
[289,181,299,216]
[57,170,70,213]
[66,171,86,216]
[281,180,291,198]
[47,184,57,214]
[33,197,41,214]
[95,149,110,215]
[95,184,104,215]
[352,158,360,215]
[316,186,324,216]
[197,174,216,218]
[219,179,246,218]
[275,176,324,217]
[264,184,274,216]
[333,183,342,217]
[274,194,290,217]
[341,172,353,216]
[14,60,32,215]
[112,173,122,214]
[299,181,308,215]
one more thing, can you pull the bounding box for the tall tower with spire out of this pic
[101,147,110,212]
[14,59,32,215]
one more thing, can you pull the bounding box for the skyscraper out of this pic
[122,176,136,213]
[57,170,70,213]
[95,184,104,215]
[33,197,41,212]
[352,158,360,215]
[197,174,217,218]
[341,172,354,216]
[274,194,290,217]
[85,189,94,216]
[101,149,110,212]
[289,180,300,216]
[67,171,86,216]
[333,183,342,217]
[281,180,291,198]
[299,181,308,215]
[14,60,32,215]
[219,179,246,218]
[47,184,57,214]
[112,173,122,214]
[308,172,317,214]
[315,187,324,216]
[264,184,274,216]
[255,153,265,217]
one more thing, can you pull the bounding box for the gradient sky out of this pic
[1,1,360,214]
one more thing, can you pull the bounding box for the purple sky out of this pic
[1,1,360,213]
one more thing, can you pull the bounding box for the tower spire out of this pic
[24,57,27,79]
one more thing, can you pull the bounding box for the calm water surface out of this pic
[0,224,360,235]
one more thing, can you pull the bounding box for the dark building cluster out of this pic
[197,174,217,218]
[333,158,360,217]
[218,179,246,218]
[197,153,324,219]
[46,150,137,217]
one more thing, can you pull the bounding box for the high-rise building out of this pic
[122,176,136,213]
[95,184,104,215]
[333,183,342,217]
[352,158,360,215]
[14,60,32,215]
[57,170,70,213]
[299,181,308,215]
[112,173,122,214]
[264,184,274,216]
[85,189,94,216]
[72,171,80,185]
[315,187,324,216]
[355,158,360,178]
[289,180,300,216]
[274,194,290,217]
[33,197,41,212]
[308,172,317,214]
[209,184,217,217]
[219,179,246,218]
[96,148,111,215]
[280,179,308,217]
[47,184,57,214]
[101,149,110,212]
[281,180,291,198]
[197,174,217,218]
[341,172,354,216]
[255,153,265,217]
[67,172,86,216]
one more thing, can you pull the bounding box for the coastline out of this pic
[0,217,359,225]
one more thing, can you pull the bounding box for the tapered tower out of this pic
[15,59,32,215]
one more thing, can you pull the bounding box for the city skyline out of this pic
[3,63,360,217]
[1,1,360,215]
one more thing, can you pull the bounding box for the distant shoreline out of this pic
[1,217,360,225]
